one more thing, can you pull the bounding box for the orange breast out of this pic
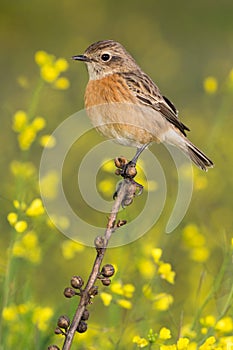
[84,73,136,108]
[83,73,161,147]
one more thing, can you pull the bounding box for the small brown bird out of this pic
[72,40,213,171]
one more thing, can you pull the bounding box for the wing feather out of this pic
[121,71,190,136]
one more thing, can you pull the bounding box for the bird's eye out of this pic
[101,53,111,62]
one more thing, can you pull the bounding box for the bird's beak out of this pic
[72,54,91,62]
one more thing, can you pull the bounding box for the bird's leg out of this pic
[113,144,150,201]
[130,143,150,165]
[121,143,150,177]
[116,143,150,178]
[118,144,148,181]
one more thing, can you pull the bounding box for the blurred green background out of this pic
[1,0,233,349]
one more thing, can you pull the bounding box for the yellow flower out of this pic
[183,224,205,247]
[201,327,208,335]
[13,200,26,210]
[100,292,112,306]
[50,215,70,230]
[200,315,216,327]
[182,224,210,262]
[54,77,70,90]
[142,284,154,299]
[61,240,84,260]
[123,284,135,298]
[153,293,173,311]
[26,198,45,216]
[31,116,46,131]
[13,231,41,264]
[110,281,124,296]
[55,58,69,72]
[194,174,208,191]
[10,160,36,178]
[177,338,190,350]
[98,178,116,197]
[190,247,209,263]
[12,243,25,257]
[2,305,18,322]
[17,303,31,314]
[34,50,53,66]
[40,64,59,83]
[32,306,54,331]
[18,126,36,150]
[7,212,18,226]
[159,327,172,340]
[138,258,155,279]
[101,159,116,172]
[40,134,56,148]
[181,324,197,339]
[39,171,59,199]
[158,263,175,284]
[12,110,28,132]
[160,345,177,350]
[215,316,233,333]
[152,248,163,263]
[117,299,132,309]
[199,336,216,350]
[14,220,28,233]
[22,231,38,249]
[133,335,149,348]
[203,76,218,94]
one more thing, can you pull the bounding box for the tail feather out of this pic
[164,129,214,171]
[186,141,214,171]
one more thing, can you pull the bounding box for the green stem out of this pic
[191,250,230,329]
[219,274,233,317]
[27,77,44,120]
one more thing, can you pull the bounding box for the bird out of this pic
[72,40,213,171]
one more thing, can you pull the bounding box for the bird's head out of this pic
[72,40,139,80]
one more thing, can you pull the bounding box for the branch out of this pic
[48,158,142,350]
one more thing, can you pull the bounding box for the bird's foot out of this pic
[114,157,137,179]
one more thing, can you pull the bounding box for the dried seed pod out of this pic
[76,320,88,333]
[81,309,90,321]
[117,219,127,227]
[48,345,60,350]
[71,275,84,289]
[63,287,76,298]
[88,286,98,297]
[101,278,111,286]
[54,327,63,335]
[114,156,128,168]
[94,236,105,249]
[101,264,115,277]
[57,315,70,329]
[115,168,122,175]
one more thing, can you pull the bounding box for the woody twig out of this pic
[47,157,142,350]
